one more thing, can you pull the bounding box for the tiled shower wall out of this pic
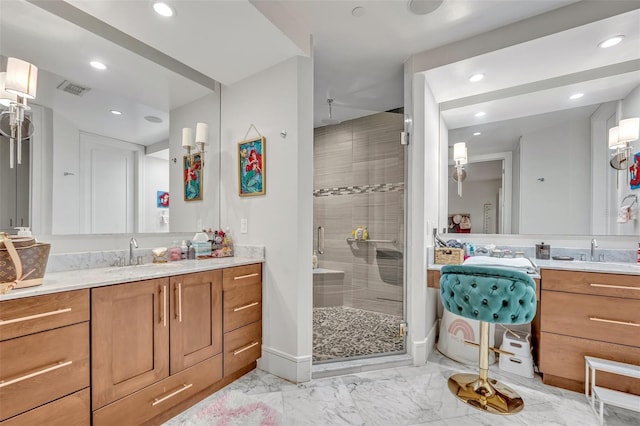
[313,112,405,316]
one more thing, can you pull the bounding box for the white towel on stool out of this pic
[463,256,537,274]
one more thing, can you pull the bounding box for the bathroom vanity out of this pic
[427,260,640,396]
[0,258,263,426]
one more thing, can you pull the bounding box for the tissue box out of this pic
[435,248,464,265]
[191,241,211,257]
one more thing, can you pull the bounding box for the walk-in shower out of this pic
[312,111,406,363]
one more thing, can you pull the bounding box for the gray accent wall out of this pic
[313,112,405,316]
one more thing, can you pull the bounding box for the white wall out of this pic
[520,119,590,234]
[448,178,501,234]
[143,156,170,233]
[51,111,80,235]
[220,55,313,382]
[169,92,221,233]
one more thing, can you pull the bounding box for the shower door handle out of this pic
[317,226,325,255]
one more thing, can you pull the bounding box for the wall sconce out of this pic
[453,142,468,197]
[181,122,209,168]
[609,117,639,173]
[0,58,38,169]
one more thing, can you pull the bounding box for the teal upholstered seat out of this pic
[439,264,537,415]
[440,265,536,325]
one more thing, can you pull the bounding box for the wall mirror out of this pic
[0,0,214,235]
[428,8,640,237]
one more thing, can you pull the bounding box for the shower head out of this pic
[321,98,341,125]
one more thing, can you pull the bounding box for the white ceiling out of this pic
[2,0,638,147]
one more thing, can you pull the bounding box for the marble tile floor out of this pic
[164,351,638,426]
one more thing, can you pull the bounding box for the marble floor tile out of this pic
[164,351,638,426]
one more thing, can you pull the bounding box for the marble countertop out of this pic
[428,259,640,276]
[1,257,263,301]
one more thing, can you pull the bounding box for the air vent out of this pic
[56,80,91,96]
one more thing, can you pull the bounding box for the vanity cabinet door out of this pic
[169,270,223,374]
[91,278,170,410]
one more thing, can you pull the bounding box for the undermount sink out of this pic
[105,262,183,273]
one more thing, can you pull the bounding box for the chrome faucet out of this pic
[590,238,598,261]
[129,237,138,265]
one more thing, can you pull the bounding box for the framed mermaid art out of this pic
[238,136,265,197]
[184,154,203,201]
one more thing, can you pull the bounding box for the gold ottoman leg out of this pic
[447,322,524,414]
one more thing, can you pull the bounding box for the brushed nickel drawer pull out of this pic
[590,283,640,291]
[233,302,259,312]
[0,308,72,326]
[589,317,639,327]
[151,383,193,406]
[0,360,72,388]
[160,285,167,327]
[234,272,259,281]
[233,341,259,355]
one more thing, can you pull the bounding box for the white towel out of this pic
[463,256,537,274]
[617,205,631,223]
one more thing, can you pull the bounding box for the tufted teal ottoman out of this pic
[440,265,536,415]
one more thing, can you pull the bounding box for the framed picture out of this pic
[157,191,169,208]
[238,136,265,196]
[448,213,471,233]
[184,154,203,201]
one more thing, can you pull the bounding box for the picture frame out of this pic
[238,136,265,196]
[448,213,471,233]
[157,191,169,208]
[184,154,203,201]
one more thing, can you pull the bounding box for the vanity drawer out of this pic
[222,263,262,290]
[224,321,262,377]
[0,289,89,341]
[0,322,90,421]
[540,332,640,395]
[541,270,640,299]
[93,354,222,426]
[541,291,640,346]
[223,280,261,333]
[0,388,90,426]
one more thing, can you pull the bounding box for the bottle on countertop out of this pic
[180,240,188,259]
[312,251,318,269]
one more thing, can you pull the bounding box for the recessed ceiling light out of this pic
[153,1,175,17]
[598,35,624,48]
[110,110,122,116]
[475,111,486,117]
[90,61,107,70]
[569,93,584,100]
[473,132,481,136]
[352,6,366,17]
[408,0,444,15]
[469,73,484,83]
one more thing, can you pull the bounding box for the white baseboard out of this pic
[258,345,312,383]
[410,321,438,366]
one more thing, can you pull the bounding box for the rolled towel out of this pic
[463,255,537,274]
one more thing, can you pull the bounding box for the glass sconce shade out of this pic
[618,117,640,143]
[609,126,621,149]
[0,73,18,107]
[453,142,467,164]
[5,58,38,99]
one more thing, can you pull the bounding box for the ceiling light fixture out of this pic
[453,142,468,197]
[598,35,624,48]
[473,132,481,136]
[153,1,175,17]
[90,61,107,70]
[0,58,38,169]
[569,93,584,100]
[110,110,122,115]
[475,111,486,117]
[469,73,484,83]
[408,0,444,15]
[322,98,341,125]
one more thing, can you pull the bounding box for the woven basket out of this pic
[434,248,464,265]
[0,235,50,293]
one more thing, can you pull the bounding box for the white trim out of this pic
[258,345,312,383]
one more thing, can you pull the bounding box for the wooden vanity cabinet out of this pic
[222,264,263,377]
[91,270,224,425]
[0,290,90,425]
[539,269,640,395]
